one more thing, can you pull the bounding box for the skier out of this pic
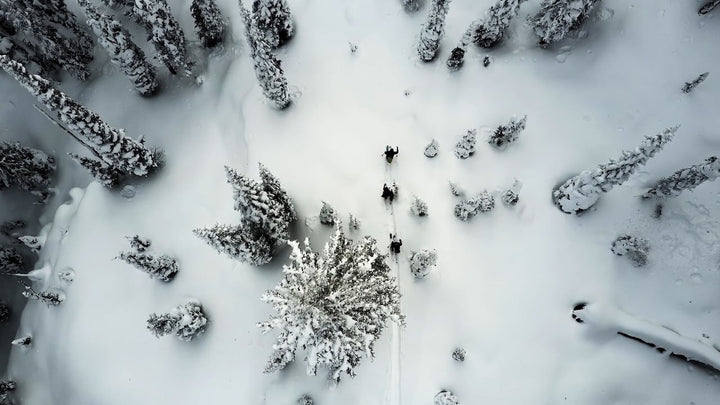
[389,233,403,254]
[382,183,395,203]
[383,146,399,163]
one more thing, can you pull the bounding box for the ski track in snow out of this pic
[383,160,401,405]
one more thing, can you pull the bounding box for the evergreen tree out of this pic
[643,156,720,199]
[260,230,404,383]
[118,250,178,282]
[682,72,709,93]
[258,164,297,237]
[191,0,226,48]
[434,390,460,405]
[79,0,159,96]
[0,302,8,323]
[69,153,123,189]
[348,213,360,231]
[0,141,55,202]
[424,138,439,157]
[418,0,451,62]
[699,0,720,15]
[0,55,160,177]
[147,299,208,341]
[241,6,291,109]
[489,115,527,148]
[452,347,466,362]
[528,0,600,46]
[553,127,677,214]
[194,223,273,265]
[454,191,495,220]
[410,196,429,216]
[18,235,42,252]
[134,0,190,76]
[449,181,464,197]
[296,394,314,405]
[0,246,24,274]
[0,220,25,239]
[402,0,422,12]
[128,235,152,252]
[611,235,649,267]
[408,248,437,278]
[319,201,337,225]
[502,179,522,207]
[474,0,527,48]
[251,0,294,49]
[454,129,477,159]
[22,285,64,306]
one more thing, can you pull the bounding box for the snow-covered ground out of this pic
[4,0,720,403]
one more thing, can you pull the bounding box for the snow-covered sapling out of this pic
[348,214,360,231]
[528,0,601,46]
[435,390,460,405]
[79,0,159,96]
[147,299,208,341]
[409,248,437,278]
[643,156,720,199]
[18,235,42,252]
[489,115,526,149]
[699,0,720,15]
[474,0,527,48]
[454,191,495,220]
[11,334,32,347]
[418,0,451,62]
[449,181,464,197]
[319,201,337,226]
[682,72,709,93]
[128,235,152,252]
[0,141,55,202]
[452,347,466,362]
[0,302,9,323]
[194,224,273,265]
[454,129,477,159]
[611,235,649,267]
[251,0,295,48]
[424,138,439,157]
[483,56,491,67]
[552,127,677,214]
[501,179,522,207]
[259,229,404,383]
[402,0,422,12]
[134,0,191,76]
[69,153,124,189]
[241,6,291,109]
[191,0,226,48]
[22,285,65,306]
[118,250,179,282]
[410,196,429,216]
[0,247,23,273]
[296,394,313,405]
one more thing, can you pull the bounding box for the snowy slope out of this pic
[4,0,720,404]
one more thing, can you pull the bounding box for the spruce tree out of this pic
[297,394,314,405]
[452,347,466,361]
[191,0,226,48]
[402,0,422,12]
[194,223,273,265]
[22,285,64,306]
[410,196,429,216]
[118,250,178,282]
[699,0,720,15]
[258,164,297,237]
[553,127,677,214]
[68,153,123,188]
[0,380,14,405]
[642,156,720,199]
[0,55,159,177]
[454,129,477,159]
[241,6,291,109]
[0,141,55,202]
[502,179,522,207]
[11,334,32,347]
[418,0,451,62]
[455,191,495,220]
[79,0,159,96]
[528,0,600,46]
[488,115,526,149]
[474,0,527,48]
[682,72,709,93]
[409,248,437,278]
[0,247,23,273]
[424,138,439,157]
[251,0,294,48]
[434,390,460,405]
[147,299,208,341]
[611,235,649,267]
[259,229,404,383]
[134,0,190,76]
[319,201,337,225]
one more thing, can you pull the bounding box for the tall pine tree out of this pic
[191,0,226,48]
[418,0,451,62]
[643,156,720,199]
[528,0,600,46]
[251,0,294,49]
[0,142,55,202]
[134,0,190,76]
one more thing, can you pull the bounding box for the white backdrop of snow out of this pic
[2,0,720,404]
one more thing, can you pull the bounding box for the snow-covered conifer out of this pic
[11,334,31,347]
[488,115,526,149]
[191,0,226,48]
[452,347,466,362]
[410,196,429,216]
[454,129,477,159]
[241,6,291,109]
[435,390,459,405]
[682,72,709,93]
[402,0,422,12]
[18,236,41,252]
[0,247,23,273]
[319,201,337,226]
[0,220,24,239]
[474,0,526,48]
[409,248,437,278]
[69,153,123,189]
[528,0,600,46]
[194,224,273,265]
[259,229,404,383]
[424,138,439,157]
[0,142,55,202]
[611,235,649,267]
[699,0,720,15]
[418,0,451,62]
[643,156,720,199]
[133,0,190,76]
[147,299,208,341]
[502,179,522,207]
[297,394,313,405]
[348,214,360,231]
[553,127,677,214]
[79,0,158,96]
[449,181,464,197]
[0,302,8,323]
[258,164,297,237]
[0,380,14,395]
[128,235,151,252]
[22,285,64,306]
[446,46,465,70]
[454,191,495,220]
[0,56,159,177]
[118,250,178,282]
[251,0,294,48]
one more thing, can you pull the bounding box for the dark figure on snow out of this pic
[383,146,399,163]
[382,183,396,202]
[389,233,403,254]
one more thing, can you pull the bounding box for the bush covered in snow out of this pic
[502,179,522,207]
[434,389,459,404]
[418,0,451,62]
[682,72,709,93]
[22,285,64,306]
[611,235,650,267]
[409,248,437,278]
[488,115,526,149]
[0,141,55,202]
[296,394,314,405]
[452,347,466,362]
[454,191,495,220]
[118,241,179,282]
[410,196,429,216]
[11,334,32,347]
[319,201,337,226]
[424,138,439,157]
[454,129,477,159]
[553,127,676,214]
[259,229,404,383]
[643,156,720,199]
[528,0,601,46]
[147,299,208,341]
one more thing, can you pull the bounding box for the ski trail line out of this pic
[384,163,402,405]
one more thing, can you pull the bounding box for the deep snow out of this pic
[3,0,720,404]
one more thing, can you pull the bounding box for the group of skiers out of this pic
[382,146,402,254]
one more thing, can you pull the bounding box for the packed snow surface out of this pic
[4,0,720,404]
